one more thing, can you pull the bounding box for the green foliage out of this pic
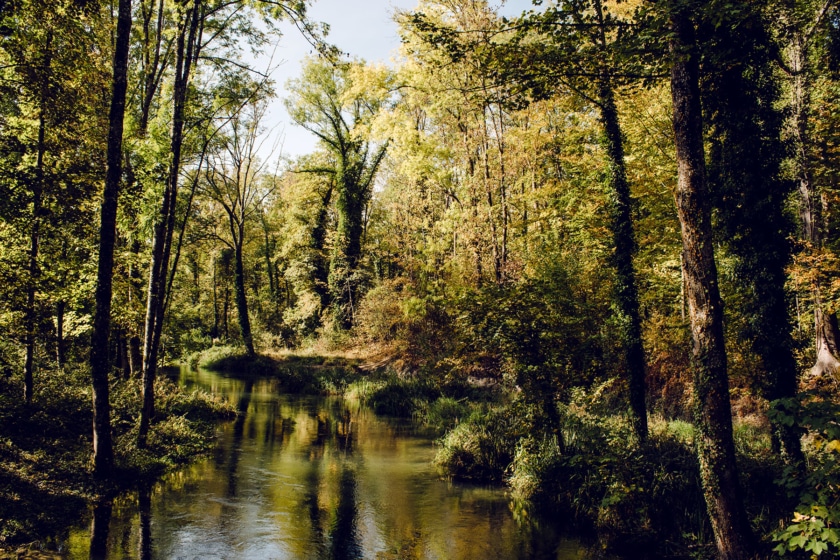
[771,394,840,557]
[452,262,608,409]
[434,405,527,482]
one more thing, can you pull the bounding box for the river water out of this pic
[59,367,592,559]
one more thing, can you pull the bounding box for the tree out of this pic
[89,0,132,478]
[137,0,202,448]
[408,0,651,440]
[774,0,840,377]
[200,100,278,355]
[285,58,390,329]
[701,0,803,464]
[667,2,754,557]
[0,0,107,403]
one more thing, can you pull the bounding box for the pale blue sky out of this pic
[262,0,536,161]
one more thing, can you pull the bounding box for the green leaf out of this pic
[789,535,807,549]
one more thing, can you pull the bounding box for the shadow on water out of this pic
[225,378,253,498]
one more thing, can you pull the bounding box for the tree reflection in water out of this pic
[329,466,362,560]
[138,484,151,560]
[88,499,111,560]
[61,368,588,560]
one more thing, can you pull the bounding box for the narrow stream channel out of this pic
[59,366,594,559]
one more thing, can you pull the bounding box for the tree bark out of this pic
[597,78,648,443]
[89,0,131,478]
[311,185,333,312]
[55,301,65,368]
[669,8,753,560]
[788,34,840,377]
[702,5,804,466]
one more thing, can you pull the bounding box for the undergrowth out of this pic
[0,366,234,545]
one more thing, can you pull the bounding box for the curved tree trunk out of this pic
[669,7,753,559]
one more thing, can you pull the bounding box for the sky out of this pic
[258,0,537,161]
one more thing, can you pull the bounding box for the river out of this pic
[57,366,594,559]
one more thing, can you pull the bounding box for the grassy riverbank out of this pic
[186,344,840,558]
[0,367,234,546]
[432,397,793,558]
[192,344,504,433]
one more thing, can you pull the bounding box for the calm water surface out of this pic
[62,367,590,559]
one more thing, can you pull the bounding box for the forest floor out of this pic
[0,368,234,548]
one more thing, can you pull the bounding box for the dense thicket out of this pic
[2,0,840,557]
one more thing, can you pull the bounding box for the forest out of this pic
[1,0,840,558]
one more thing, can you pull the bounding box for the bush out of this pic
[771,394,840,558]
[435,406,526,482]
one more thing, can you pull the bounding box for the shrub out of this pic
[435,406,526,482]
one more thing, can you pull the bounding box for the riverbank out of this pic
[192,344,504,432]
[188,345,813,558]
[0,367,234,547]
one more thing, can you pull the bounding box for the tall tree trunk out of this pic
[89,0,131,478]
[702,5,804,465]
[311,186,333,312]
[597,76,648,443]
[591,0,648,443]
[139,2,200,448]
[55,300,65,368]
[212,254,220,338]
[261,213,276,306]
[23,32,51,404]
[669,8,753,559]
[329,168,366,329]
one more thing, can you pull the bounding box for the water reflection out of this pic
[88,500,111,560]
[138,484,151,560]
[330,466,361,560]
[61,366,592,559]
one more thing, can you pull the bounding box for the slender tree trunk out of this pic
[118,329,131,379]
[55,300,65,368]
[588,0,648,442]
[669,8,753,559]
[233,225,254,355]
[139,2,200,448]
[23,31,51,404]
[223,287,230,339]
[312,186,333,311]
[261,214,276,304]
[789,36,840,376]
[212,254,219,338]
[89,0,131,478]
